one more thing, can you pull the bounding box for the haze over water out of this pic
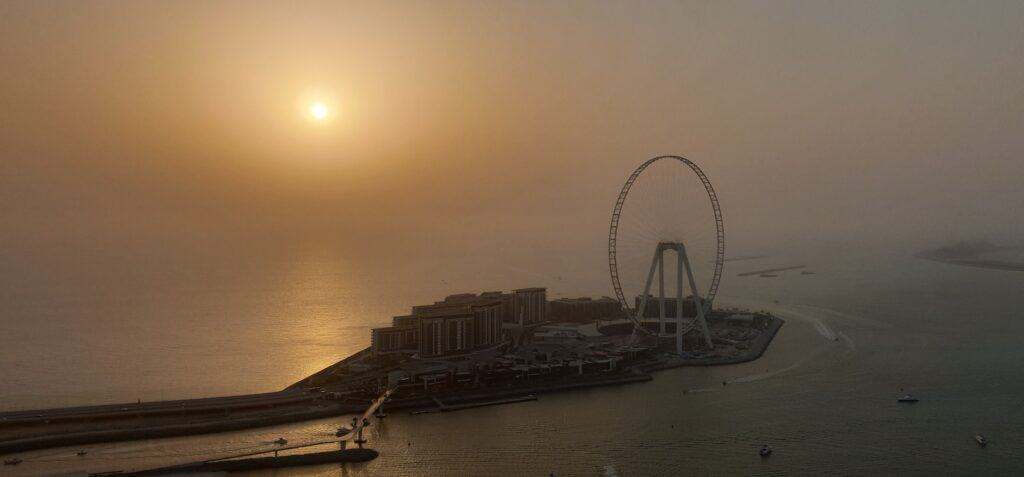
[4,0,1024,475]
[5,242,1024,475]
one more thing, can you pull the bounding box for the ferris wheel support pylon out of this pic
[634,242,714,354]
[680,242,714,350]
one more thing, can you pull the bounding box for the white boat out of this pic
[897,394,919,403]
[4,458,22,466]
[759,445,772,457]
[975,435,988,446]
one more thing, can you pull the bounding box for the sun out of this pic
[310,103,329,120]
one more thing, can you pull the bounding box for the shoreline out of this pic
[0,372,655,455]
[0,318,783,456]
[643,316,783,371]
[917,254,1024,272]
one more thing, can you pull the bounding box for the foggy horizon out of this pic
[4,1,1024,266]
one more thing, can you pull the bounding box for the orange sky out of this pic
[3,1,1024,260]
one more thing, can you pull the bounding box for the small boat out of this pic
[76,450,87,456]
[335,427,352,437]
[759,274,778,278]
[273,438,288,445]
[759,445,772,457]
[4,458,22,466]
[975,435,988,447]
[897,394,919,403]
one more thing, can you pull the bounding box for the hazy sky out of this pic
[3,0,1024,263]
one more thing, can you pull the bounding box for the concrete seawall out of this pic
[393,372,654,413]
[0,402,369,455]
[642,316,784,372]
[287,347,372,389]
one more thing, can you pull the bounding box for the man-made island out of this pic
[917,241,1024,272]
[0,287,782,455]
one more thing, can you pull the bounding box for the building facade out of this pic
[392,314,418,327]
[418,311,474,357]
[512,287,547,325]
[549,296,625,322]
[471,301,503,347]
[370,325,419,354]
[371,287,547,358]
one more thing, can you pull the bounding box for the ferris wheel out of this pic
[607,156,724,351]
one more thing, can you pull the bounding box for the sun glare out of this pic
[310,103,329,120]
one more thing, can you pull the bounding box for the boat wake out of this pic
[774,306,836,340]
[759,303,846,343]
[682,348,827,391]
[837,331,855,351]
[683,356,813,391]
[684,387,721,394]
[780,306,860,355]
[811,318,837,341]
[724,341,837,385]
[727,358,808,384]
[723,299,867,348]
[672,299,856,391]
[792,303,889,329]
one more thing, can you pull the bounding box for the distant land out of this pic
[916,241,1024,272]
[723,255,768,262]
[737,265,807,277]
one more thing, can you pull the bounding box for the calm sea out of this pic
[2,240,1023,476]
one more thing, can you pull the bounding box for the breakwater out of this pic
[737,265,806,277]
[121,448,379,476]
